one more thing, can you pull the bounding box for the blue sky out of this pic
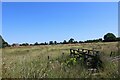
[2,2,118,44]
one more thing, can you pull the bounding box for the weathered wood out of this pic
[110,52,112,57]
[48,56,49,60]
[70,48,98,58]
[69,48,102,69]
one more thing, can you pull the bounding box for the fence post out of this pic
[110,51,112,57]
[62,52,64,58]
[48,56,50,60]
[70,49,72,57]
[78,49,80,52]
[82,49,84,52]
[88,50,90,55]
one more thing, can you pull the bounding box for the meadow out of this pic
[1,42,120,78]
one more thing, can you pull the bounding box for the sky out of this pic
[2,2,118,44]
[1,0,120,2]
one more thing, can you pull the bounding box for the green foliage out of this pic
[54,41,57,44]
[49,41,53,45]
[73,41,78,43]
[104,33,116,42]
[63,40,67,44]
[68,38,74,43]
[84,38,102,43]
[20,43,29,46]
[2,42,119,78]
[79,41,84,43]
[34,42,39,45]
[39,42,48,45]
[0,35,9,48]
[66,58,77,66]
[116,37,120,41]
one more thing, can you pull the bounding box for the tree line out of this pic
[0,32,120,47]
[0,35,9,48]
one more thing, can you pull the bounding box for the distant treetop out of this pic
[103,33,116,42]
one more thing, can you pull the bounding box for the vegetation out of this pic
[4,33,118,47]
[0,35,9,48]
[0,33,119,48]
[2,42,119,78]
[68,38,74,43]
[19,43,29,46]
[103,33,116,42]
[1,32,120,78]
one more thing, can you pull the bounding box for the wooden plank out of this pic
[70,48,99,58]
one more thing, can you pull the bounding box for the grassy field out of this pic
[1,42,120,78]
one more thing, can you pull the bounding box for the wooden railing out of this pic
[69,48,102,69]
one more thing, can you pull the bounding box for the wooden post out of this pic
[110,51,112,57]
[70,49,72,57]
[73,50,75,57]
[62,52,64,58]
[78,49,80,52]
[48,56,49,60]
[93,50,95,55]
[70,49,72,53]
[88,50,90,55]
[82,49,84,52]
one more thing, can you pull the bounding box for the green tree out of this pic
[20,43,29,46]
[54,41,57,44]
[104,33,116,42]
[68,38,74,43]
[74,41,78,43]
[39,42,48,45]
[79,41,83,43]
[98,38,102,42]
[0,35,9,48]
[34,42,39,45]
[49,41,53,45]
[116,37,120,41]
[63,40,67,44]
[44,42,48,45]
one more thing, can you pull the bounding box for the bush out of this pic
[49,41,53,45]
[103,33,116,42]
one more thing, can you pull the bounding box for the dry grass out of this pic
[1,42,120,78]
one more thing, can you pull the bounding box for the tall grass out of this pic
[2,42,119,78]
